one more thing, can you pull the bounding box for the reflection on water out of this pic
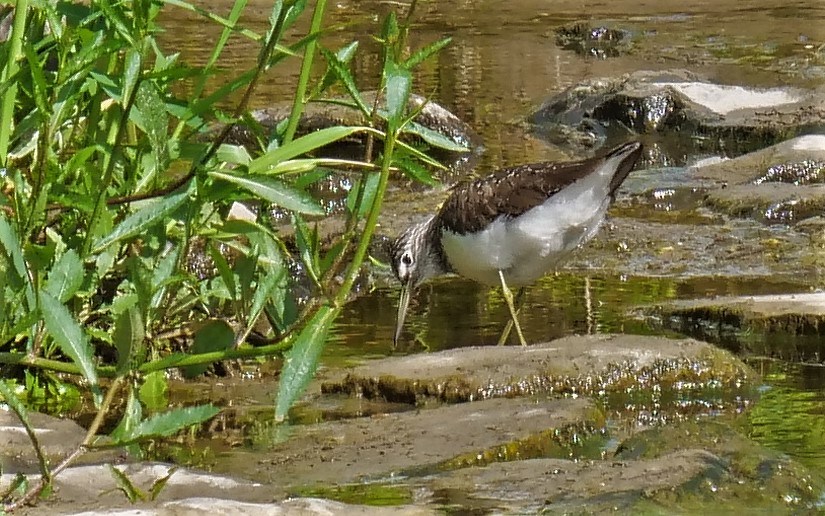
[746,360,825,472]
[326,273,810,357]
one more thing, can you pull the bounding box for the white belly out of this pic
[441,171,614,287]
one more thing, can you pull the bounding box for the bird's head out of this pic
[389,216,446,345]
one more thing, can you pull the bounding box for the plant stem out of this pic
[334,135,396,306]
[0,0,28,166]
[282,0,327,144]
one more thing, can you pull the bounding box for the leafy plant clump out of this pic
[0,0,455,508]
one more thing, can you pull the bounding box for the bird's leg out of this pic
[496,287,526,346]
[497,271,527,346]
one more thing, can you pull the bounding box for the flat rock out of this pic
[529,70,825,162]
[212,397,598,488]
[428,449,720,513]
[319,334,754,403]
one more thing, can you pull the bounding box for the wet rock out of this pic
[554,22,630,59]
[218,91,482,155]
[319,334,754,404]
[529,70,825,161]
[688,135,825,224]
[428,449,723,513]
[611,420,825,512]
[212,397,599,487]
[642,293,825,362]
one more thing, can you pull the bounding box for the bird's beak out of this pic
[394,279,413,346]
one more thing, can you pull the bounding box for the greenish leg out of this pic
[497,271,527,346]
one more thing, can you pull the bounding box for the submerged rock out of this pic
[529,70,825,161]
[690,135,825,224]
[554,22,630,59]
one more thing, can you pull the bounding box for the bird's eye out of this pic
[401,253,413,266]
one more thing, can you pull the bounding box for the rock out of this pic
[7,463,432,514]
[686,135,825,224]
[554,23,630,59]
[211,397,600,488]
[642,292,825,362]
[0,409,116,475]
[528,70,825,161]
[218,91,482,155]
[429,449,722,513]
[319,334,754,404]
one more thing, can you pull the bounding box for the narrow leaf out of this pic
[318,47,369,115]
[40,291,99,390]
[115,405,221,443]
[113,306,145,375]
[0,215,33,306]
[93,188,189,253]
[109,465,146,503]
[404,37,452,69]
[402,120,471,153]
[247,126,367,174]
[384,61,412,127]
[274,305,336,421]
[210,170,323,215]
[45,249,83,302]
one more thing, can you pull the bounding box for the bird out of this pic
[389,141,643,347]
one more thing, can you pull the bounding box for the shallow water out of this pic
[155,0,825,508]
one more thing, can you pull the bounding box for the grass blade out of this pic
[247,126,367,174]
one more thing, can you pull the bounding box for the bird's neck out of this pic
[417,215,453,282]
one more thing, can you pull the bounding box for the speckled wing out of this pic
[437,142,641,235]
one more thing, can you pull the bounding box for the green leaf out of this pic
[402,120,470,153]
[404,37,452,69]
[40,290,99,392]
[346,172,381,219]
[293,215,321,286]
[247,126,368,174]
[0,214,34,308]
[111,385,143,447]
[115,405,221,444]
[209,170,323,215]
[182,320,235,379]
[45,249,83,303]
[138,371,168,412]
[109,465,146,503]
[114,306,145,375]
[150,467,178,501]
[92,188,190,254]
[394,155,439,187]
[384,60,412,128]
[208,242,237,300]
[216,144,252,166]
[274,305,336,421]
[318,47,369,115]
[311,41,359,99]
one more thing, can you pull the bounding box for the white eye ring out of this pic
[401,253,413,266]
